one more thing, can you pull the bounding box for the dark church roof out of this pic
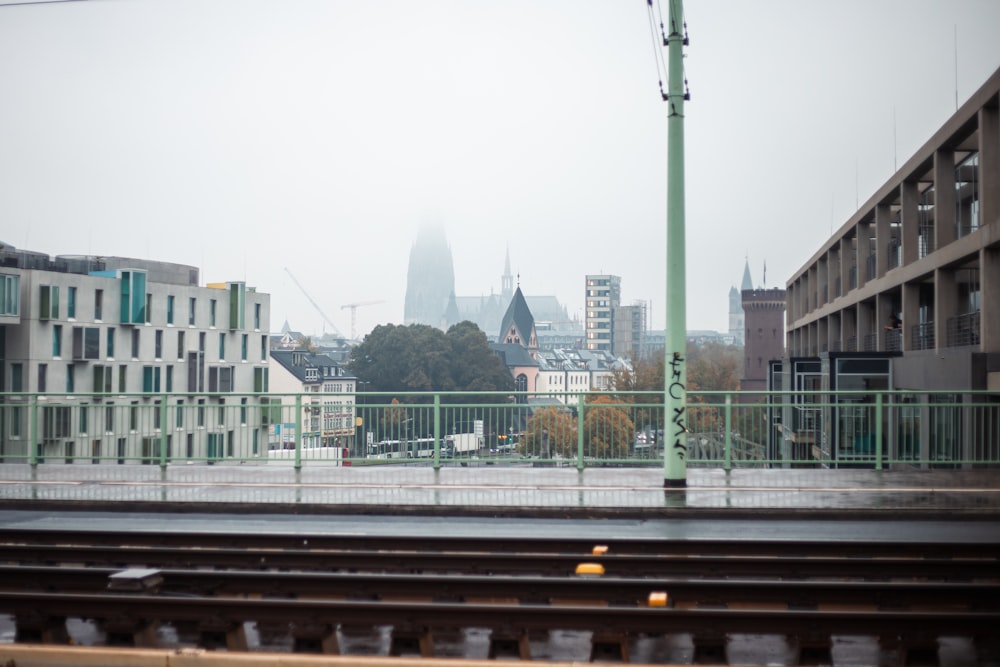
[498,286,535,345]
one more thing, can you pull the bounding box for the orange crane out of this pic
[341,300,386,339]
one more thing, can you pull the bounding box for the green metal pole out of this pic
[433,393,441,471]
[294,394,302,471]
[724,394,732,471]
[159,394,168,469]
[28,395,38,466]
[576,393,585,472]
[875,392,883,471]
[664,0,688,488]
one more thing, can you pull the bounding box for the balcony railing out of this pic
[912,322,935,351]
[946,311,981,348]
[862,332,878,352]
[884,328,902,352]
[2,389,998,472]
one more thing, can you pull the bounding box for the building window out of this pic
[118,365,127,392]
[92,366,113,393]
[210,299,217,327]
[165,365,174,393]
[154,330,163,359]
[167,295,175,325]
[229,282,245,330]
[67,286,77,319]
[53,325,63,357]
[38,363,47,392]
[177,330,185,359]
[254,303,261,330]
[79,404,88,434]
[142,366,161,393]
[73,327,100,360]
[0,274,20,316]
[208,366,234,393]
[11,363,23,392]
[66,364,74,393]
[94,289,103,321]
[119,270,146,324]
[189,297,196,326]
[176,400,184,429]
[107,327,115,358]
[218,333,225,360]
[260,335,268,361]
[145,294,152,324]
[241,334,248,361]
[131,329,140,358]
[39,285,59,320]
[253,367,269,393]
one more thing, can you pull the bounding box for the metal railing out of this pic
[946,311,980,348]
[1,390,998,471]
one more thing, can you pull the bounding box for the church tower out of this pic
[501,245,513,306]
[729,258,753,345]
[403,224,455,329]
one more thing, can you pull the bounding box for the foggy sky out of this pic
[2,0,999,339]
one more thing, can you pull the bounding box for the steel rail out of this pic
[2,543,997,580]
[0,564,997,609]
[1,590,998,640]
[4,527,998,559]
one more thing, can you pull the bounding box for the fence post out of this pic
[159,394,169,469]
[576,393,585,471]
[875,392,883,471]
[28,394,38,466]
[724,393,733,471]
[433,393,441,471]
[294,394,303,471]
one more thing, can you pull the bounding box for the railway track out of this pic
[1,524,999,664]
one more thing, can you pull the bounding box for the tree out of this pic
[348,321,513,400]
[582,395,634,458]
[521,406,576,458]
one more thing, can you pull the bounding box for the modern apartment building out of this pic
[612,301,647,359]
[0,245,271,463]
[584,274,620,352]
[781,66,1000,466]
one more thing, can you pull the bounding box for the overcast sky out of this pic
[3,0,1000,339]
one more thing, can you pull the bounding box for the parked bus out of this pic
[367,438,452,460]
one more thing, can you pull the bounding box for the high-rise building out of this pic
[613,301,647,358]
[584,274,620,352]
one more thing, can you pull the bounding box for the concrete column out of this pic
[858,301,874,351]
[980,104,1000,228]
[933,149,956,251]
[840,238,851,296]
[901,282,920,352]
[856,222,870,288]
[900,181,920,265]
[981,246,1000,351]
[875,203,892,278]
[934,268,957,350]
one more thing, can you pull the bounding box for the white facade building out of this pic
[0,246,271,463]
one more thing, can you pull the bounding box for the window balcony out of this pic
[911,322,935,351]
[884,328,902,352]
[946,311,980,347]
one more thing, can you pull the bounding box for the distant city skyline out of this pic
[3,1,999,339]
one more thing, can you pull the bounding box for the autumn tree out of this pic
[521,406,576,458]
[582,395,635,458]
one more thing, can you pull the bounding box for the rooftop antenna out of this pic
[954,24,959,110]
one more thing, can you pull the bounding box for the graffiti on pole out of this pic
[668,351,687,460]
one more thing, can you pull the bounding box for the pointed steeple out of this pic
[498,285,537,356]
[740,257,754,292]
[501,244,513,303]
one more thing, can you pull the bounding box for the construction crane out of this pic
[341,300,385,339]
[284,268,343,338]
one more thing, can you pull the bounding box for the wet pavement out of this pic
[1,462,998,517]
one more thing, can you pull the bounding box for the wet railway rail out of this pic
[1,524,1000,664]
